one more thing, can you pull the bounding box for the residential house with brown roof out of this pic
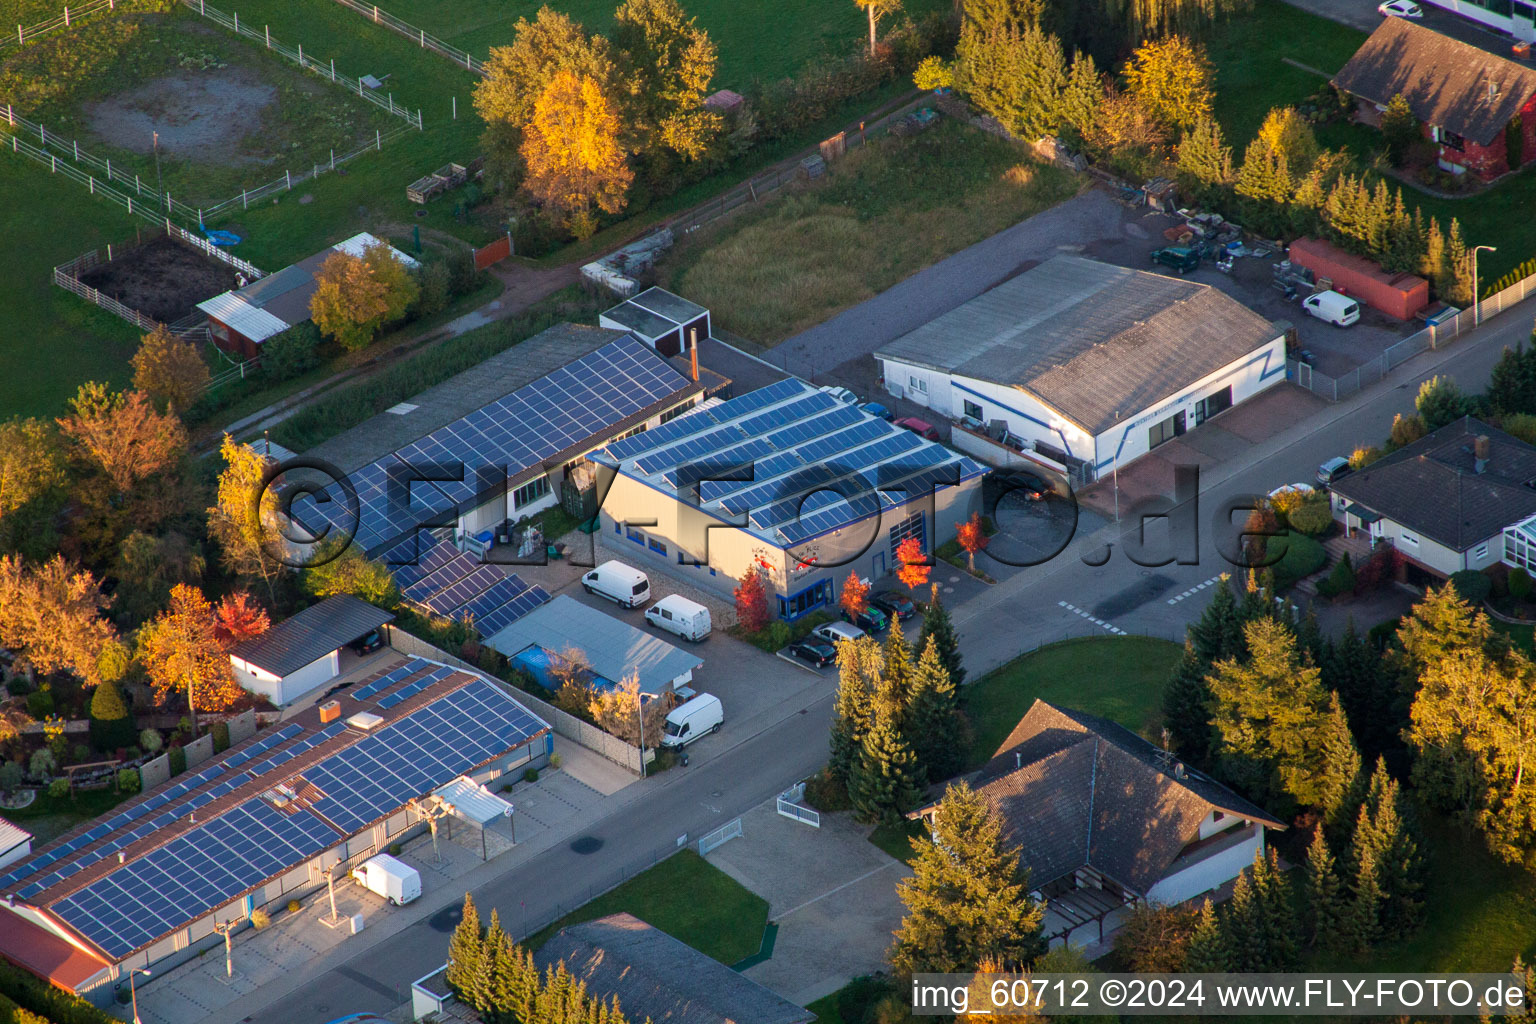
[1327,415,1536,579]
[1332,18,1536,180]
[912,700,1284,949]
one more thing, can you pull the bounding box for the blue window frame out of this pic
[648,538,667,556]
[779,580,831,621]
[626,526,644,546]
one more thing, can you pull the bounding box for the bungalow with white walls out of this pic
[874,256,1287,482]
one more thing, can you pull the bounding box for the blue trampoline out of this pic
[512,645,620,693]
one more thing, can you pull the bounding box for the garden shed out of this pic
[228,595,395,706]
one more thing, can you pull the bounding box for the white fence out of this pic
[698,817,742,855]
[180,0,424,129]
[328,0,486,76]
[776,782,821,828]
[3,0,117,50]
[1289,273,1536,402]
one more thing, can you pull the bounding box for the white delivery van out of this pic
[644,595,712,641]
[582,560,651,608]
[660,693,723,748]
[1302,290,1360,327]
[351,854,421,906]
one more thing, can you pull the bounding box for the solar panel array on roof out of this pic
[291,338,691,554]
[389,540,552,637]
[39,667,548,960]
[596,379,986,548]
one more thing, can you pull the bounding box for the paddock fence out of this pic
[1287,270,1536,402]
[179,0,424,129]
[327,0,486,76]
[2,103,416,226]
[3,0,117,50]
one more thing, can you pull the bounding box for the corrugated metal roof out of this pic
[433,776,512,825]
[875,256,1281,435]
[195,292,290,343]
[229,595,395,677]
[0,820,30,857]
[485,595,702,694]
[332,231,420,268]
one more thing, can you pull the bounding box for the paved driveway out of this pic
[705,802,910,1007]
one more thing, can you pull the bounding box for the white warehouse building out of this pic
[590,379,987,620]
[874,256,1288,482]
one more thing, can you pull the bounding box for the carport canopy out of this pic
[433,776,513,826]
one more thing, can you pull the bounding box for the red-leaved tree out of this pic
[895,536,930,591]
[734,564,771,633]
[213,592,270,647]
[840,570,870,619]
[956,512,990,573]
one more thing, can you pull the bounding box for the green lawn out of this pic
[385,0,946,88]
[660,119,1083,344]
[524,849,768,965]
[963,636,1183,768]
[0,787,134,846]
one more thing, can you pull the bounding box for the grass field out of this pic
[962,635,1183,768]
[525,849,769,965]
[660,118,1082,343]
[386,0,947,88]
[0,786,133,845]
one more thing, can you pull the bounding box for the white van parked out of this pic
[582,560,650,608]
[351,853,421,906]
[660,693,723,748]
[644,594,711,641]
[1302,290,1361,327]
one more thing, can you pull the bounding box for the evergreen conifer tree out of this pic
[446,894,487,1002]
[1184,899,1229,971]
[1489,343,1530,415]
[879,622,916,723]
[88,679,135,751]
[830,636,881,784]
[1303,829,1343,952]
[1176,116,1234,194]
[849,712,926,825]
[1015,25,1068,139]
[1255,848,1300,969]
[890,781,1045,973]
[1223,868,1269,971]
[1356,759,1424,939]
[1422,216,1448,295]
[1317,691,1363,831]
[1446,217,1473,306]
[908,636,967,782]
[1344,823,1384,953]
[1059,51,1101,140]
[1163,644,1215,765]
[918,584,965,687]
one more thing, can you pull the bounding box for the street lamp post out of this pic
[1473,245,1498,325]
[128,967,151,1024]
[212,920,235,978]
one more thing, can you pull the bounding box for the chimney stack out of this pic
[1475,434,1490,474]
[689,337,699,383]
[1015,751,1022,769]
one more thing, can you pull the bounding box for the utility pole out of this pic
[212,920,235,978]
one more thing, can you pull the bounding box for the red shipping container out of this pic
[1288,237,1429,321]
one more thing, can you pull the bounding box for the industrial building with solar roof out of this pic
[874,255,1288,482]
[0,656,550,1001]
[590,378,987,620]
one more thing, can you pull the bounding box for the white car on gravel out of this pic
[1378,0,1423,17]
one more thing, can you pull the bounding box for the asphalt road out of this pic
[245,694,836,1024]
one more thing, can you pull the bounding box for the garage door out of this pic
[888,511,926,559]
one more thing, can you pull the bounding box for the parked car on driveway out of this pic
[844,605,889,634]
[348,629,384,655]
[894,417,941,441]
[812,621,866,645]
[1317,456,1354,488]
[1378,0,1422,16]
[819,385,857,404]
[1150,246,1201,274]
[1000,470,1049,501]
[788,638,837,667]
[1302,290,1360,327]
[870,592,916,621]
[861,401,894,420]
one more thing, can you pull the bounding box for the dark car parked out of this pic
[348,629,384,655]
[870,592,916,621]
[789,639,837,667]
[1000,471,1049,501]
[843,605,890,634]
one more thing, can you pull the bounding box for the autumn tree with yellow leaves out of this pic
[137,583,249,729]
[131,324,210,415]
[309,242,419,351]
[520,70,634,239]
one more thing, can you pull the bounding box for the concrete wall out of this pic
[1374,518,1463,577]
[1145,825,1265,907]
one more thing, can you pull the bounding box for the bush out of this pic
[548,752,563,770]
[416,260,452,317]
[116,768,141,794]
[803,768,852,812]
[25,689,53,718]
[250,909,271,930]
[168,746,187,776]
[88,681,135,752]
[388,843,402,856]
[1354,545,1403,594]
[477,646,503,675]
[1270,531,1327,590]
[1511,566,1534,601]
[4,678,29,697]
[27,749,55,780]
[288,899,302,914]
[1287,493,1334,536]
[523,767,540,783]
[139,728,163,754]
[260,322,323,383]
[446,249,479,297]
[212,721,231,753]
[1349,446,1383,469]
[0,762,21,796]
[48,779,69,799]
[0,959,121,1024]
[1390,412,1427,448]
[1317,553,1356,598]
[1449,569,1493,605]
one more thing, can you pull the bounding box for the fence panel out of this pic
[328,0,485,75]
[698,817,743,854]
[3,0,117,50]
[775,783,821,828]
